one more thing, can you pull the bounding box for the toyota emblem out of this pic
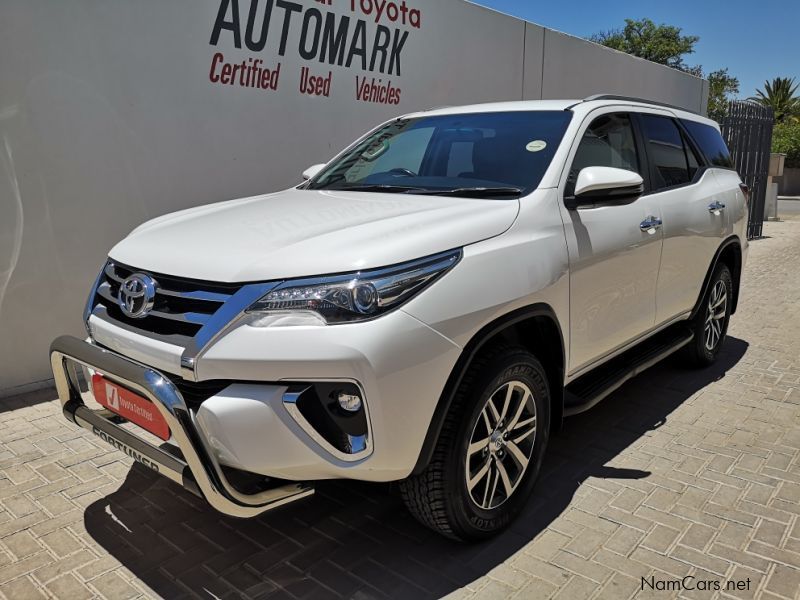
[118,273,157,319]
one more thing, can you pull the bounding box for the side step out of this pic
[564,325,694,417]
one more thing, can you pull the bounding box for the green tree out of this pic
[751,77,800,123]
[590,18,700,72]
[706,69,740,122]
[590,18,741,121]
[772,122,800,167]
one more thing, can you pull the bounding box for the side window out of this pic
[681,119,734,168]
[640,115,693,191]
[567,113,640,195]
[684,133,701,180]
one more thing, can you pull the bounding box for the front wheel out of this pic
[684,263,733,367]
[400,346,550,541]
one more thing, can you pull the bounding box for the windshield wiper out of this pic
[324,184,524,198]
[413,187,524,198]
[330,184,426,193]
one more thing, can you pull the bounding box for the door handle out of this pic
[708,201,726,214]
[640,216,663,232]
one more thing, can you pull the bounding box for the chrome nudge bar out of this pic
[50,335,313,518]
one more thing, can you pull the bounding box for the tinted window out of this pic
[684,132,701,179]
[310,111,573,196]
[641,115,692,190]
[568,113,640,195]
[681,120,734,168]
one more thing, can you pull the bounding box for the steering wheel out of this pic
[388,168,417,177]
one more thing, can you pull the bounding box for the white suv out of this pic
[51,96,748,540]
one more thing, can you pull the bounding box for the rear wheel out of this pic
[400,346,550,541]
[684,263,733,367]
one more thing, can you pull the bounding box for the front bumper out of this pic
[50,335,313,518]
[89,308,464,481]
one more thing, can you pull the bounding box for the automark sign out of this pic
[208,0,420,104]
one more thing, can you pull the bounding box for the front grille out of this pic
[93,262,243,340]
[164,374,231,409]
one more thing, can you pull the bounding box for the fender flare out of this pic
[411,303,564,475]
[690,235,743,319]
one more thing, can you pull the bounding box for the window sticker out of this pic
[526,140,547,152]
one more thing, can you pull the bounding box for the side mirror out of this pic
[302,164,326,181]
[565,166,644,210]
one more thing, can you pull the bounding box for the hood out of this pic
[108,188,520,282]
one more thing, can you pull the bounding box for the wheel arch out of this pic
[691,235,743,319]
[411,303,565,475]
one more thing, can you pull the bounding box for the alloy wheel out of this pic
[704,280,728,351]
[465,381,537,510]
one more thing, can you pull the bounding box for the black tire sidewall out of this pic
[693,264,733,364]
[445,351,550,540]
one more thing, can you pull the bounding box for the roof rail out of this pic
[571,94,698,114]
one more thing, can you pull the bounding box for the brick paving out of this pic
[0,218,799,600]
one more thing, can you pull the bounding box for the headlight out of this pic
[246,249,461,326]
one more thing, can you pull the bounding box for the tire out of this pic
[684,263,733,367]
[400,345,550,541]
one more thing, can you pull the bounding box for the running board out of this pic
[564,325,694,417]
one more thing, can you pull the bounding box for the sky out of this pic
[471,0,799,98]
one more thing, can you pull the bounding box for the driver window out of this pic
[567,113,640,196]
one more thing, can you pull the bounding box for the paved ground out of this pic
[0,217,799,600]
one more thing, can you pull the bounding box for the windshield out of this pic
[308,111,573,198]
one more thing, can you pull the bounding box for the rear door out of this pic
[638,114,731,324]
[559,109,664,375]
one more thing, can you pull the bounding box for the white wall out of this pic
[539,28,709,114]
[0,0,707,394]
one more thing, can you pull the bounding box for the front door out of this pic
[559,110,664,375]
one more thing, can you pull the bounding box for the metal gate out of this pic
[720,101,774,239]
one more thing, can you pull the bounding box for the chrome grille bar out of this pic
[156,288,232,303]
[88,260,279,381]
[96,282,212,326]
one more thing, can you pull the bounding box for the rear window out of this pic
[681,120,734,169]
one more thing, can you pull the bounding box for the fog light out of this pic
[337,391,363,412]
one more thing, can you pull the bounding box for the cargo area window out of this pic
[681,120,735,169]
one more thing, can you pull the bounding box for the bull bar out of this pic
[50,335,314,518]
